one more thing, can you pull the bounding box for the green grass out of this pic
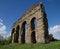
[0,41,60,49]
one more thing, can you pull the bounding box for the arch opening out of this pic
[11,28,15,42]
[14,25,20,43]
[31,31,36,43]
[31,17,36,43]
[31,17,37,30]
[12,28,15,34]
[21,21,27,44]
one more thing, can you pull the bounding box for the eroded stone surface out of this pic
[11,3,49,44]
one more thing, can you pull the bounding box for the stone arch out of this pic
[31,31,36,43]
[21,21,27,44]
[14,25,20,43]
[30,17,37,43]
[11,3,49,44]
[11,28,15,43]
[30,17,37,30]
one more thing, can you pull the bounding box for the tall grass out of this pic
[0,41,60,49]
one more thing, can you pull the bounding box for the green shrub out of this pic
[0,36,11,45]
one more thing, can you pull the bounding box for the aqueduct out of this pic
[11,3,49,44]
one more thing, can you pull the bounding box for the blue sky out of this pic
[0,0,60,39]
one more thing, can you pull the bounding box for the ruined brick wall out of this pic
[11,3,49,44]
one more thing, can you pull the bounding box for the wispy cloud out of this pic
[49,25,60,40]
[0,18,11,38]
[0,19,3,22]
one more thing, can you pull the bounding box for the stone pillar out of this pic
[18,26,21,43]
[43,15,49,43]
[12,33,14,43]
[36,18,45,43]
[36,4,49,43]
[25,22,31,43]
[12,29,16,43]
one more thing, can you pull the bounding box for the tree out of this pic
[49,34,57,41]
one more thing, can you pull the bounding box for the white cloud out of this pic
[49,25,60,40]
[0,19,11,39]
[0,19,7,38]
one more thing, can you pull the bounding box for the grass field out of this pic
[0,41,60,49]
